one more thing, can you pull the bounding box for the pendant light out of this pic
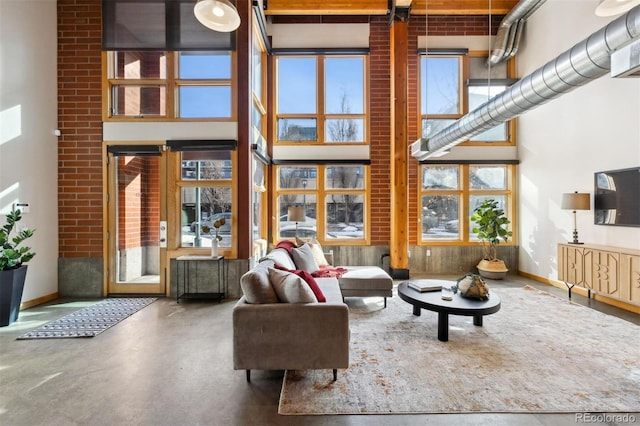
[595,0,640,17]
[194,0,241,32]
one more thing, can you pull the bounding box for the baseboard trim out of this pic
[20,292,59,310]
[518,271,640,314]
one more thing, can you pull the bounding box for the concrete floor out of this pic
[1,275,638,426]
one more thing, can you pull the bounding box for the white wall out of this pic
[517,0,640,280]
[0,0,59,302]
[270,23,369,48]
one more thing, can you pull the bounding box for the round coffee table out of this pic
[398,280,501,342]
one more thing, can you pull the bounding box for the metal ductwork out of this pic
[411,6,640,161]
[488,0,547,66]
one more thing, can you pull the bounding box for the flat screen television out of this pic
[594,167,640,227]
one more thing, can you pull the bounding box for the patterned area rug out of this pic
[17,298,157,339]
[279,285,640,414]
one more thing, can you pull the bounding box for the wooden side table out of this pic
[176,255,226,303]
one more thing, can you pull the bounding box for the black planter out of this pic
[0,265,28,327]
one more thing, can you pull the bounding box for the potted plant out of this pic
[0,208,36,326]
[470,199,512,279]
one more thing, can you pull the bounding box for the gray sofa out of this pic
[233,258,349,382]
[232,244,393,382]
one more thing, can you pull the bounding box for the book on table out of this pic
[408,280,443,292]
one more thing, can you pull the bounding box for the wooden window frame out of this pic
[167,149,238,259]
[102,51,237,122]
[272,164,370,245]
[418,163,517,246]
[251,17,269,254]
[273,54,369,145]
[418,51,517,147]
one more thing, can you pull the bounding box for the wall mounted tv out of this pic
[594,167,640,227]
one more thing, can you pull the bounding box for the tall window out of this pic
[275,55,367,144]
[105,51,234,120]
[251,21,269,247]
[420,56,462,139]
[420,53,514,144]
[178,150,236,251]
[420,164,515,244]
[275,165,368,243]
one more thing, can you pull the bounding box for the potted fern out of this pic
[0,208,36,326]
[470,199,512,279]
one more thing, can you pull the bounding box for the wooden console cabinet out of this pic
[558,243,640,306]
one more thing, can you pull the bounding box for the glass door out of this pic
[106,147,166,295]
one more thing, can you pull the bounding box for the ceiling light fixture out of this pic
[595,0,640,17]
[194,0,240,32]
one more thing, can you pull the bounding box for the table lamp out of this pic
[287,206,306,238]
[561,191,591,244]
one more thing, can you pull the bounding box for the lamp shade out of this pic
[561,192,591,211]
[595,0,640,16]
[287,206,306,222]
[194,0,241,33]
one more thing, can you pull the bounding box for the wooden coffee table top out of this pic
[398,280,501,317]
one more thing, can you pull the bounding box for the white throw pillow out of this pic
[268,268,318,303]
[240,264,279,304]
[308,237,329,267]
[261,248,296,270]
[291,243,320,273]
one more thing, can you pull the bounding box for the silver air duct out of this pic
[411,6,640,161]
[488,0,547,66]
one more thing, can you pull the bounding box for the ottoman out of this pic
[338,266,393,307]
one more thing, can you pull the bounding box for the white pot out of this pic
[211,239,219,257]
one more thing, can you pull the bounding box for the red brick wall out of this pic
[420,15,504,36]
[57,0,103,258]
[118,157,142,250]
[408,18,420,244]
[369,16,392,245]
[144,158,161,245]
[117,157,160,250]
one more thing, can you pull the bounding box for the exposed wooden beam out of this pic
[411,0,518,15]
[264,0,389,16]
[264,0,518,16]
[389,20,410,278]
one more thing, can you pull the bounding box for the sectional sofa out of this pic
[232,241,393,381]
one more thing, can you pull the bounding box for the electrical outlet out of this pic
[426,249,431,257]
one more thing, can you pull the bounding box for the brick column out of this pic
[57,0,104,296]
[369,17,392,246]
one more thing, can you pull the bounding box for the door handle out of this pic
[159,221,167,248]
